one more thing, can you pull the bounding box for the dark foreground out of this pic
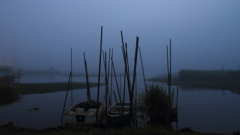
[0,122,235,135]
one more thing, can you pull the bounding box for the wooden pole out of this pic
[111,57,123,106]
[139,47,147,90]
[71,48,73,106]
[130,36,139,125]
[83,53,91,101]
[169,39,172,96]
[96,26,103,122]
[61,71,72,126]
[103,51,110,114]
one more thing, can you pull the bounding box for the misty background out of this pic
[1,0,240,78]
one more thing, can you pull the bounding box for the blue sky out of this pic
[1,0,240,77]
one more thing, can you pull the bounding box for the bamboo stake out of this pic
[61,71,72,126]
[111,57,123,106]
[107,48,112,108]
[113,90,123,125]
[166,44,171,95]
[110,48,113,108]
[96,26,103,122]
[71,48,73,106]
[120,73,122,96]
[169,39,172,96]
[130,36,139,125]
[102,51,110,114]
[176,87,179,116]
[121,44,132,123]
[139,47,147,90]
[83,53,91,101]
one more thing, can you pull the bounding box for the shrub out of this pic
[138,84,174,124]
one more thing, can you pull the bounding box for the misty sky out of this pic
[1,0,240,77]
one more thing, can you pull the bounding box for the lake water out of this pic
[0,75,239,134]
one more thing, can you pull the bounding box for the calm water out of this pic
[0,75,239,134]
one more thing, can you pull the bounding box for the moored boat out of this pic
[63,100,103,125]
[107,102,130,125]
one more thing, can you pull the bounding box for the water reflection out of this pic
[0,75,239,134]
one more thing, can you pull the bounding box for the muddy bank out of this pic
[0,122,234,135]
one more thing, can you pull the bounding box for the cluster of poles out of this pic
[61,26,147,126]
[61,26,178,126]
[92,26,146,125]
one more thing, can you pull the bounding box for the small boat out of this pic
[107,102,130,125]
[63,100,103,124]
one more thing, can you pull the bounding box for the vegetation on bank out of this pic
[0,82,102,106]
[0,84,21,106]
[12,82,101,95]
[0,122,232,135]
[138,84,175,125]
[148,69,240,91]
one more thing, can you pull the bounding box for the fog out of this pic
[1,0,240,78]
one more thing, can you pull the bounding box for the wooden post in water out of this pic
[61,71,72,126]
[176,87,179,116]
[102,51,110,114]
[139,47,147,90]
[71,48,73,106]
[83,53,91,101]
[107,48,112,108]
[96,26,103,122]
[111,57,123,107]
[130,36,139,125]
[166,39,172,96]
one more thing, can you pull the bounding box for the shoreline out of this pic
[0,122,234,135]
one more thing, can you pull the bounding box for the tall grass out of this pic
[138,84,175,125]
[0,84,21,106]
[0,84,19,98]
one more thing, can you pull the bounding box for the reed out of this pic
[138,84,175,125]
[0,84,21,106]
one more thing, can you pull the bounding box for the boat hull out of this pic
[63,100,103,125]
[107,103,130,125]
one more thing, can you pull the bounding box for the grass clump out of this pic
[0,84,21,106]
[138,84,175,125]
[0,84,19,98]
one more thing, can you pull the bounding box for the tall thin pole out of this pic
[139,47,147,90]
[71,48,73,106]
[96,26,103,122]
[61,71,72,126]
[110,48,113,108]
[130,36,139,125]
[169,39,172,96]
[107,48,112,108]
[111,57,122,105]
[84,53,91,101]
[103,51,109,113]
